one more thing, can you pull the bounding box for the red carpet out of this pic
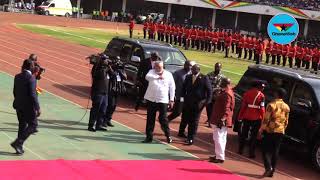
[0,160,244,180]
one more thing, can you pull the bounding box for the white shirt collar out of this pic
[25,70,32,75]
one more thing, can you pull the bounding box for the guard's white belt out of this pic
[248,104,261,109]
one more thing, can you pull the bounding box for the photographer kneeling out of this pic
[88,54,114,132]
[103,57,127,127]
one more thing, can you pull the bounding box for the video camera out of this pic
[87,53,124,70]
[34,62,45,80]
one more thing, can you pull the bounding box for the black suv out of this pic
[233,65,320,170]
[104,37,187,90]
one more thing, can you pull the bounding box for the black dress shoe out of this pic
[177,133,187,138]
[32,129,39,135]
[185,139,193,145]
[107,122,114,127]
[88,127,96,132]
[209,156,216,161]
[142,138,153,143]
[166,137,173,144]
[101,123,108,128]
[210,158,224,163]
[96,127,108,131]
[10,142,23,155]
[263,169,273,177]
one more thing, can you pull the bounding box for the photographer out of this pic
[28,54,45,133]
[29,54,45,82]
[88,54,114,132]
[103,58,127,127]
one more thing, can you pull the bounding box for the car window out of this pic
[291,83,315,109]
[145,48,186,66]
[120,43,133,62]
[105,39,123,57]
[236,69,294,102]
[264,76,294,101]
[132,46,143,61]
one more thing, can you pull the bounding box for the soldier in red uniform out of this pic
[295,43,305,69]
[237,81,265,159]
[271,42,278,65]
[204,28,211,52]
[248,36,255,61]
[129,18,135,38]
[170,24,176,44]
[195,27,201,50]
[265,39,272,64]
[149,21,157,40]
[184,27,191,50]
[178,25,184,46]
[244,35,250,59]
[304,44,313,70]
[276,43,283,65]
[288,42,297,68]
[174,25,179,45]
[143,20,149,39]
[218,29,225,51]
[312,47,319,74]
[224,33,232,58]
[282,44,289,67]
[197,28,204,51]
[190,26,198,49]
[234,32,240,54]
[254,39,264,64]
[164,23,170,43]
[212,30,219,53]
[157,22,162,41]
[231,32,236,54]
[238,34,245,59]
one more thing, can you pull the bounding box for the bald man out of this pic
[143,61,176,144]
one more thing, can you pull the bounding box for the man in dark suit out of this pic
[11,59,41,155]
[135,52,160,111]
[178,64,212,145]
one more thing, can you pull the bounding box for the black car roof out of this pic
[113,37,178,51]
[248,64,320,82]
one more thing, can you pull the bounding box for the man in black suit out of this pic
[11,59,41,155]
[178,64,212,145]
[135,52,160,111]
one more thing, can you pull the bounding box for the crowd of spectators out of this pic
[237,0,320,11]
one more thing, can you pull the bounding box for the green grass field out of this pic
[17,24,255,84]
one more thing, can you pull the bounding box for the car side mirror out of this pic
[50,3,55,7]
[131,56,141,63]
[296,98,312,109]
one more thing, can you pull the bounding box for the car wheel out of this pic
[312,140,320,171]
[65,13,70,18]
[44,11,49,16]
